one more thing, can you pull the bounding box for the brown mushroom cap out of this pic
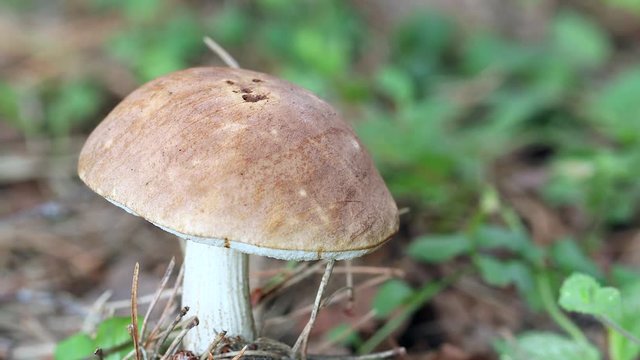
[78,67,398,260]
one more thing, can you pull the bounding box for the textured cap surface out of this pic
[78,67,398,260]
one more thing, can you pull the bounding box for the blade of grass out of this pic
[358,272,460,354]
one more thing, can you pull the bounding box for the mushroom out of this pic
[78,67,399,353]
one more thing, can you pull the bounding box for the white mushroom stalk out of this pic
[183,241,255,353]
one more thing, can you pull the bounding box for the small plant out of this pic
[560,273,640,360]
[55,317,141,360]
[495,331,599,360]
[497,272,640,360]
[402,189,633,357]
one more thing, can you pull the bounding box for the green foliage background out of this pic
[3,0,640,357]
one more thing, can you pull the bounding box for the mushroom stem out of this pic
[183,241,255,353]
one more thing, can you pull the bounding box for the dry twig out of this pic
[140,257,175,340]
[82,290,113,333]
[266,274,392,326]
[231,345,249,360]
[199,330,227,360]
[308,347,406,360]
[130,262,141,360]
[161,316,199,359]
[293,260,336,359]
[212,347,405,360]
[258,262,324,305]
[316,310,377,352]
[106,289,181,311]
[147,263,185,346]
[153,306,190,356]
[204,36,240,68]
[345,260,354,314]
[252,265,403,278]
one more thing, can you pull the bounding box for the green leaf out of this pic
[47,81,102,136]
[90,0,161,22]
[372,279,414,318]
[392,12,454,89]
[408,233,471,263]
[256,0,291,12]
[375,66,414,105]
[606,0,640,14]
[590,67,640,145]
[559,274,640,360]
[0,82,21,126]
[108,11,203,82]
[559,273,622,320]
[476,256,524,286]
[611,280,640,360]
[95,317,137,360]
[278,67,329,97]
[610,329,640,360]
[123,0,161,23]
[496,332,600,360]
[551,238,602,279]
[291,27,348,76]
[552,11,610,68]
[54,317,141,360]
[54,333,94,360]
[477,255,513,287]
[138,45,185,81]
[485,89,552,132]
[474,225,539,261]
[359,277,450,354]
[461,33,535,75]
[475,256,540,309]
[611,265,640,288]
[209,6,251,45]
[508,262,539,309]
[324,323,362,348]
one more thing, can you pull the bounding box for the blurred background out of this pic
[2,0,640,359]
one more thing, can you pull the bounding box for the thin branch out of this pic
[147,263,184,347]
[213,350,285,359]
[316,310,377,352]
[258,262,325,305]
[107,289,181,311]
[293,260,336,359]
[199,330,227,360]
[125,326,148,360]
[97,341,138,359]
[308,347,406,360]
[345,260,354,314]
[82,290,113,333]
[140,257,175,340]
[131,262,141,360]
[231,345,249,360]
[598,315,640,346]
[153,306,190,356]
[320,286,353,311]
[203,36,240,68]
[252,266,404,278]
[266,274,392,326]
[161,316,199,359]
[213,347,406,360]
